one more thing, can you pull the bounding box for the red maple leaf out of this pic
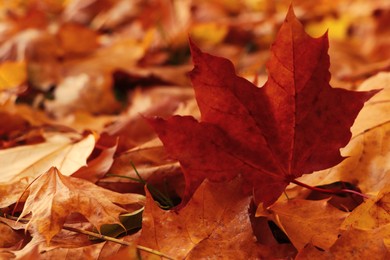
[148,7,379,207]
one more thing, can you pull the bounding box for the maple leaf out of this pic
[72,134,118,183]
[0,132,95,183]
[341,186,390,230]
[18,167,145,244]
[139,176,280,259]
[296,225,390,259]
[297,72,390,195]
[148,6,379,207]
[264,199,349,250]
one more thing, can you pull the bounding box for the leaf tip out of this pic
[286,4,297,21]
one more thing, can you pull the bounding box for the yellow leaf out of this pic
[306,15,351,40]
[0,61,27,91]
[190,23,228,45]
[341,187,390,230]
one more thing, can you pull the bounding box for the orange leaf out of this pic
[0,61,26,90]
[139,176,276,259]
[266,199,349,250]
[0,133,95,183]
[19,167,145,244]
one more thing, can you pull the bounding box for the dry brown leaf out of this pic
[0,132,95,183]
[352,72,390,135]
[341,186,390,230]
[0,178,29,208]
[104,137,183,197]
[57,22,99,56]
[297,225,390,260]
[139,177,278,259]
[332,227,390,259]
[72,134,118,183]
[0,222,23,248]
[0,61,26,91]
[295,243,331,259]
[19,167,145,243]
[13,231,140,260]
[264,199,349,250]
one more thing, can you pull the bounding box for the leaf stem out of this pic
[62,226,174,260]
[291,179,369,199]
[1,214,174,260]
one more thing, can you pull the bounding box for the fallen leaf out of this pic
[56,22,99,56]
[280,70,390,199]
[297,225,390,260]
[19,167,145,243]
[341,186,390,230]
[0,222,23,248]
[0,178,29,208]
[330,225,390,260]
[72,134,118,183]
[149,6,378,207]
[295,243,330,260]
[0,61,26,90]
[265,199,349,250]
[190,22,229,46]
[0,132,95,183]
[138,176,274,259]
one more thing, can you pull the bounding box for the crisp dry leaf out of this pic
[297,225,390,260]
[149,6,378,207]
[0,133,95,183]
[23,234,139,260]
[265,199,349,250]
[0,222,23,248]
[341,186,390,230]
[0,178,29,208]
[330,225,390,260]
[139,177,273,259]
[72,134,118,183]
[295,243,330,260]
[19,167,145,243]
[352,72,390,135]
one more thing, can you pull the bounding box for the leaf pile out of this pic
[1,1,390,259]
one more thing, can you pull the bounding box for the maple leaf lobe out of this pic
[149,6,379,207]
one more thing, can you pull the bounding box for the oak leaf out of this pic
[149,7,378,207]
[138,177,273,259]
[19,167,145,243]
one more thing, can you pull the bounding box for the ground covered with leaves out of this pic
[0,0,390,259]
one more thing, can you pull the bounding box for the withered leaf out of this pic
[19,167,145,243]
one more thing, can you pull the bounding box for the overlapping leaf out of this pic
[263,199,349,250]
[139,177,275,259]
[149,7,378,207]
[0,132,95,183]
[19,167,145,243]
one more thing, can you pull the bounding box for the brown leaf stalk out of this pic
[2,214,174,260]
